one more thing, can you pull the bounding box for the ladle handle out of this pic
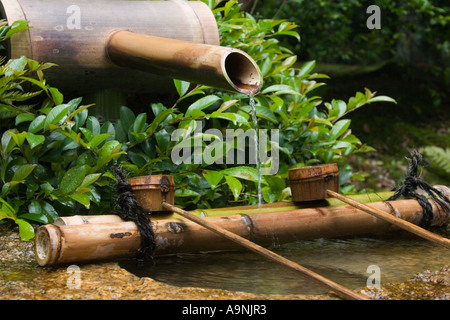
[326,190,450,249]
[161,201,367,300]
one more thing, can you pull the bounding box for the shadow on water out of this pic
[120,234,450,295]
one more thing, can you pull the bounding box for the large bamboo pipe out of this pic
[0,0,262,95]
[35,188,450,266]
[106,31,262,95]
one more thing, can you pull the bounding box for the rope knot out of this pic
[388,150,450,228]
[112,167,156,261]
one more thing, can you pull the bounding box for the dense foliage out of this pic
[0,0,396,240]
[254,0,449,106]
[254,0,449,66]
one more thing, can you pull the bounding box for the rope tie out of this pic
[112,167,156,261]
[387,150,450,228]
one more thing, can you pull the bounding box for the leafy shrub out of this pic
[0,0,395,240]
[0,21,124,240]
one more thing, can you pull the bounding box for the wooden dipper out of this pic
[289,164,450,249]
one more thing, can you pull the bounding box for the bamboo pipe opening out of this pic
[34,224,61,267]
[222,51,261,95]
[106,31,263,95]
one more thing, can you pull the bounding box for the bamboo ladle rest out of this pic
[288,164,450,249]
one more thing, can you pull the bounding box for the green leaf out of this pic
[16,218,34,241]
[88,133,112,149]
[8,130,27,147]
[5,20,31,39]
[18,76,48,93]
[59,165,87,195]
[49,87,64,105]
[80,127,93,142]
[67,103,93,122]
[203,170,223,189]
[260,57,272,77]
[40,182,54,196]
[154,129,171,152]
[330,119,351,140]
[19,212,49,224]
[133,113,147,133]
[12,164,36,182]
[298,60,316,77]
[175,189,200,197]
[86,116,101,136]
[224,175,242,201]
[368,96,397,104]
[185,95,220,118]
[0,198,15,220]
[69,193,91,209]
[28,115,46,133]
[44,104,70,128]
[26,132,45,149]
[221,166,263,182]
[328,99,347,119]
[255,105,278,123]
[119,106,135,132]
[96,140,124,168]
[1,131,16,155]
[261,84,300,95]
[146,109,173,137]
[174,79,191,97]
[273,30,300,41]
[15,113,35,125]
[77,173,101,190]
[209,112,249,126]
[5,56,27,73]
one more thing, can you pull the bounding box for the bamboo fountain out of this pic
[35,177,450,266]
[2,0,448,300]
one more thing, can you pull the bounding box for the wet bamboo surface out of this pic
[35,188,450,267]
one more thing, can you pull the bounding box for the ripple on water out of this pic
[121,235,450,296]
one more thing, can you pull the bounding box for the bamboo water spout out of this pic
[0,0,262,94]
[107,31,262,95]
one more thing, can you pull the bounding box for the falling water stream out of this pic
[249,95,263,207]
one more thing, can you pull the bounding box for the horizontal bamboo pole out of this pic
[35,188,450,267]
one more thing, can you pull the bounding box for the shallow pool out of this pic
[121,233,450,295]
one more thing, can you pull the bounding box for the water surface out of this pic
[122,234,450,295]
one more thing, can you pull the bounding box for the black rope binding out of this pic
[387,150,450,228]
[112,167,156,261]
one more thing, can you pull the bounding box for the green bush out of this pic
[0,0,396,240]
[0,21,124,240]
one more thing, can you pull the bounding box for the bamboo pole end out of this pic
[34,225,61,267]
